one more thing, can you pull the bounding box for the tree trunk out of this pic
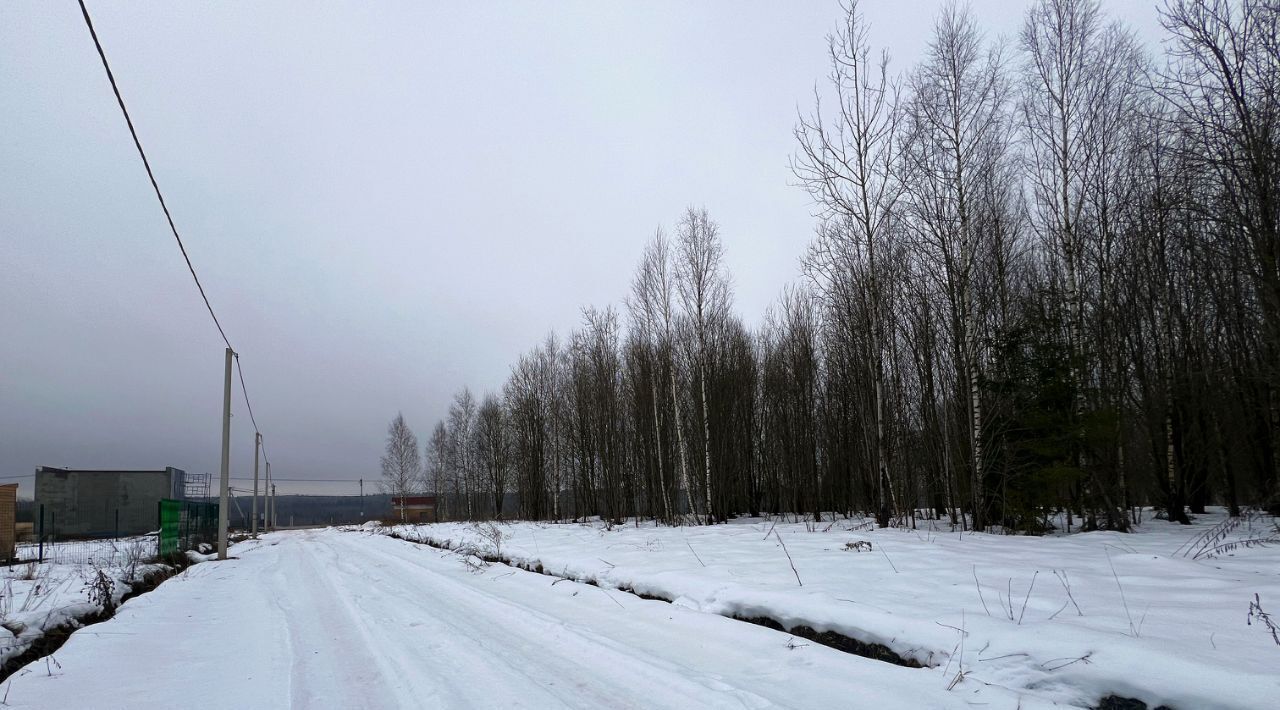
[966,314,984,531]
[651,372,671,522]
[669,368,692,521]
[699,360,714,524]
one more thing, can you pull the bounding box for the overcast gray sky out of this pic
[0,1,1165,497]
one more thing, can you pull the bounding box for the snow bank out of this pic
[0,538,169,669]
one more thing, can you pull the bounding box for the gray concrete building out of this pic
[34,466,188,538]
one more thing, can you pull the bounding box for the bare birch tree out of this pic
[447,388,477,520]
[1020,0,1144,526]
[675,208,732,523]
[900,4,1011,530]
[380,412,421,521]
[627,230,680,521]
[1160,0,1280,508]
[794,0,902,527]
[426,421,448,519]
[413,0,1280,531]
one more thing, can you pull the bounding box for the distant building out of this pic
[390,495,437,523]
[34,466,189,538]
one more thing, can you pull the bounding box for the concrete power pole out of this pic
[359,478,364,521]
[217,347,233,561]
[271,483,277,531]
[265,461,272,530]
[251,432,261,535]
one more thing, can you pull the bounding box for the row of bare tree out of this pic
[386,0,1279,531]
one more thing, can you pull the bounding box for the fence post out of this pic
[114,508,119,541]
[38,504,44,563]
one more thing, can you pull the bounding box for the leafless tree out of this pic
[675,207,733,522]
[1019,0,1144,527]
[900,3,1012,529]
[795,0,903,526]
[1160,0,1280,506]
[380,412,421,521]
[627,231,681,521]
[474,393,511,519]
[760,286,821,519]
[426,420,448,519]
[447,388,477,520]
[413,0,1280,531]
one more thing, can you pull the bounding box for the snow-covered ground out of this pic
[5,528,1047,709]
[382,509,1280,709]
[1,537,161,668]
[4,514,1275,708]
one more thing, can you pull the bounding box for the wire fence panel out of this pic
[158,499,218,556]
[15,537,155,566]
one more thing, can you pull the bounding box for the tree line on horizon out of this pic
[381,0,1280,533]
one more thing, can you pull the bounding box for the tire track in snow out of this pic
[319,531,773,708]
[0,530,1005,709]
[272,533,420,709]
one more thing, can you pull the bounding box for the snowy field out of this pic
[1,515,1275,709]
[2,528,1051,709]
[382,509,1280,710]
[1,537,160,668]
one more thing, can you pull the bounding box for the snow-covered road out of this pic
[2,529,1003,709]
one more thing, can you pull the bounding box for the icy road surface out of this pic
[1,528,1028,709]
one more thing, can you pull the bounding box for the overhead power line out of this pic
[77,0,230,350]
[234,353,266,461]
[77,0,271,467]
[230,477,366,483]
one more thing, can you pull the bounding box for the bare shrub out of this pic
[471,521,507,558]
[1247,594,1279,646]
[1175,511,1280,559]
[452,544,490,574]
[120,540,152,583]
[1049,569,1084,619]
[771,529,802,587]
[83,567,116,616]
[16,562,39,582]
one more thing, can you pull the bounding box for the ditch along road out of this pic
[1,529,1013,709]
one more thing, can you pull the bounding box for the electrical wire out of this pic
[229,477,367,483]
[234,354,269,465]
[77,0,231,351]
[78,0,272,469]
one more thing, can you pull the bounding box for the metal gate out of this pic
[158,499,218,556]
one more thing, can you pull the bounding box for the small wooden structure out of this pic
[0,483,17,561]
[390,495,437,523]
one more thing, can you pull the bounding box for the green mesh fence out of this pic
[158,499,219,556]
